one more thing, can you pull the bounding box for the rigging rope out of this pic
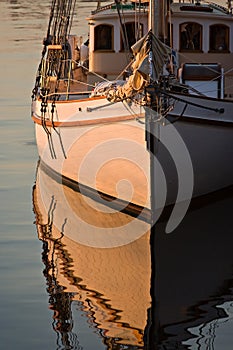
[114,0,131,58]
[46,0,77,45]
[161,89,225,114]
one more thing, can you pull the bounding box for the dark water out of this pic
[1,1,233,349]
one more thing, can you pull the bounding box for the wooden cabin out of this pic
[86,1,149,84]
[170,1,233,98]
[85,1,233,96]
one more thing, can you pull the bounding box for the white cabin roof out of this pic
[171,2,231,18]
[87,1,148,21]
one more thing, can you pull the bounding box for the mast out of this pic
[149,0,167,41]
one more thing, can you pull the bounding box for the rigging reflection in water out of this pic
[33,161,233,349]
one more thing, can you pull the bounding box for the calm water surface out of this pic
[1,1,233,349]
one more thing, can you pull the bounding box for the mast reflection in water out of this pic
[33,161,233,349]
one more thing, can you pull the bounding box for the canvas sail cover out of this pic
[106,31,172,102]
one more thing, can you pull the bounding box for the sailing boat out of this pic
[31,0,233,228]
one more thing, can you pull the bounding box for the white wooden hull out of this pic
[170,93,233,123]
[33,96,150,216]
[152,114,233,203]
[164,93,233,200]
[32,93,233,223]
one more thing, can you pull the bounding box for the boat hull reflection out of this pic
[33,162,233,349]
[33,162,151,348]
[147,187,233,348]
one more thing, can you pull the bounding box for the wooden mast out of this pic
[150,0,167,40]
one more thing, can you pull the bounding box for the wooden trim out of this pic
[47,44,62,50]
[53,95,105,104]
[36,95,105,104]
[32,112,145,127]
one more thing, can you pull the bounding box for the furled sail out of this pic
[106,30,172,103]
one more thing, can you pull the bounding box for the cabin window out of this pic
[209,24,229,52]
[121,22,143,51]
[94,25,113,50]
[180,22,202,51]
